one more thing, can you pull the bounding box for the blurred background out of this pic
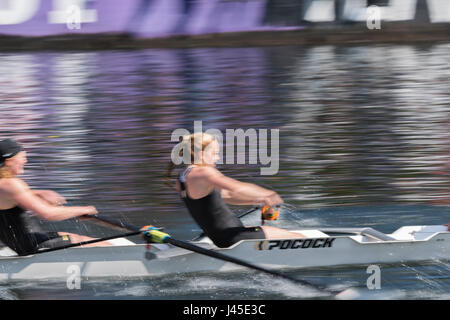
[0,0,449,300]
[0,0,449,38]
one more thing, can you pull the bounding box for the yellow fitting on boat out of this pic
[140,225,170,243]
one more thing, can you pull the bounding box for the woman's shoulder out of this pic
[188,166,220,178]
[0,178,28,193]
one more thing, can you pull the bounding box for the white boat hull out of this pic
[0,225,449,281]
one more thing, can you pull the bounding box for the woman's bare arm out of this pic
[195,166,283,206]
[32,190,67,205]
[2,178,97,221]
[220,189,257,205]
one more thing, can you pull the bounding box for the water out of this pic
[0,43,449,299]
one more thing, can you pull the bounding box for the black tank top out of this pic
[0,206,42,255]
[179,167,244,242]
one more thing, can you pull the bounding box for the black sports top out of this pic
[0,206,42,255]
[179,166,245,247]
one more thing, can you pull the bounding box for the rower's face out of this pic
[203,140,220,167]
[5,151,27,175]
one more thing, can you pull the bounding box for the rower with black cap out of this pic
[0,138,112,256]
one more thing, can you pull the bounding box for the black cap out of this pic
[0,139,23,165]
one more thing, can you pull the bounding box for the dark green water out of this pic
[0,43,449,299]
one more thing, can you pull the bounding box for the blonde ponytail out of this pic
[165,132,216,187]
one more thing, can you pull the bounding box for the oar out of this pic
[88,214,332,293]
[235,206,261,219]
[192,206,260,241]
[34,230,141,254]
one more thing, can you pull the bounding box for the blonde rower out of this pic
[167,133,305,248]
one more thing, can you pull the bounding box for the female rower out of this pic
[0,138,111,256]
[167,132,305,248]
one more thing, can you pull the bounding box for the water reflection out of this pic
[0,44,449,236]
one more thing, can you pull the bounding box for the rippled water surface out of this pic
[0,43,449,299]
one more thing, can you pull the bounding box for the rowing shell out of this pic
[0,225,448,281]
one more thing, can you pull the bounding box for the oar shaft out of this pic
[34,230,141,254]
[237,206,260,219]
[165,237,319,287]
[30,214,143,254]
[87,214,329,292]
